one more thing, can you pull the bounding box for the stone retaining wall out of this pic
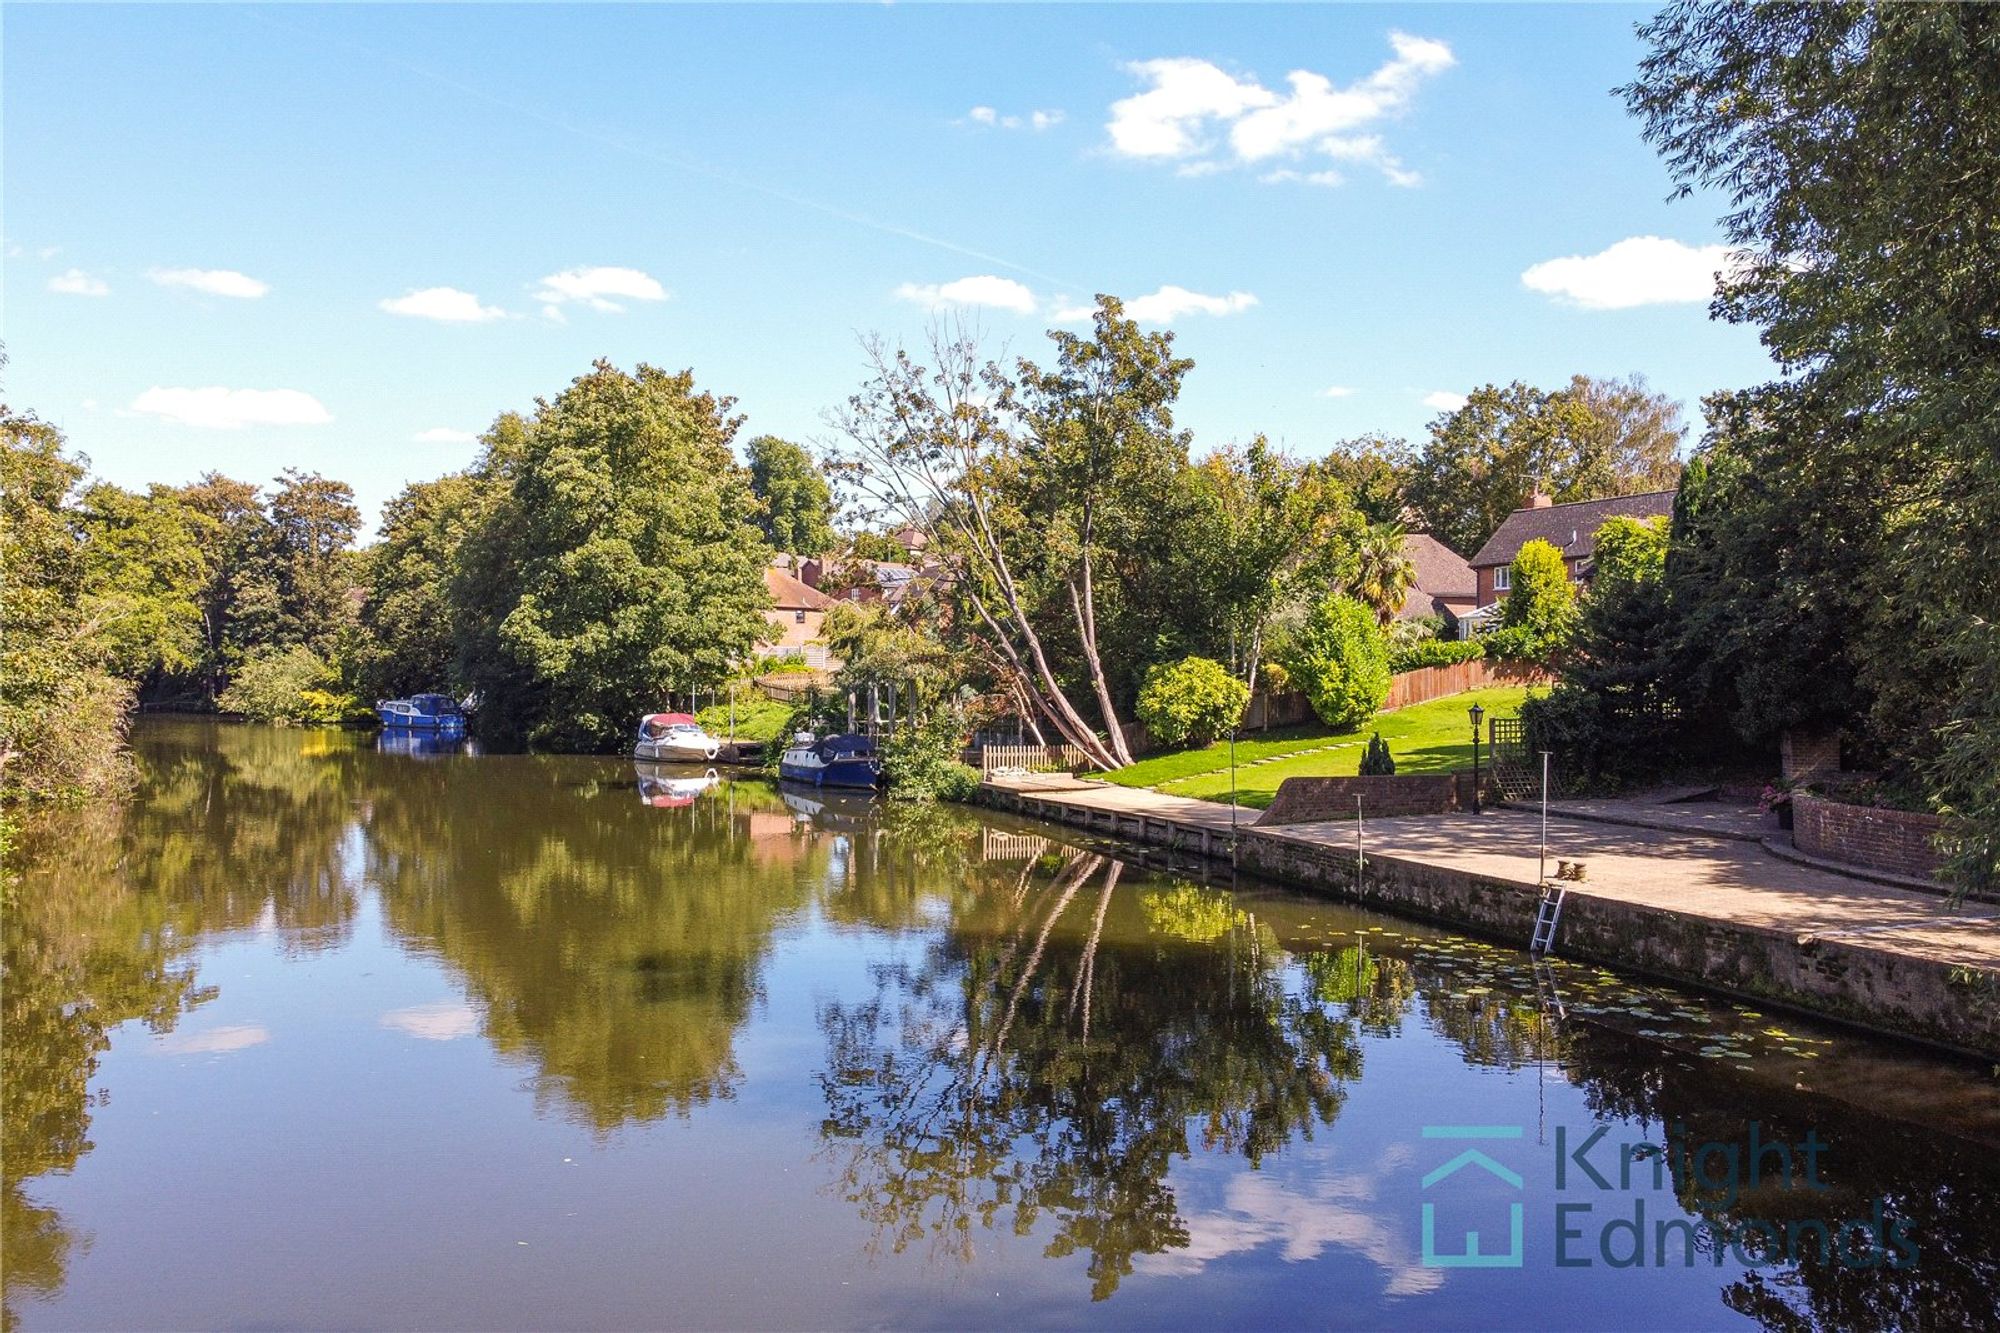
[976,783,2000,1059]
[1238,829,2000,1060]
[1793,793,1944,881]
[1258,775,1462,825]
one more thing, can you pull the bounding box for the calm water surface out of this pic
[5,720,1998,1330]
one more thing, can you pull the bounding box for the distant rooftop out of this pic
[1469,490,1675,569]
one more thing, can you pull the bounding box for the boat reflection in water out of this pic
[377,728,479,758]
[633,763,722,808]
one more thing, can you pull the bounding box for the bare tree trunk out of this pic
[1068,549,1132,767]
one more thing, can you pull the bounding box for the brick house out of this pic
[763,562,836,667]
[1395,533,1478,629]
[1467,490,1676,610]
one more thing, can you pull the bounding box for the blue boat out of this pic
[778,731,881,789]
[375,693,466,732]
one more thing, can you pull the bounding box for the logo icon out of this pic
[1421,1125,1525,1267]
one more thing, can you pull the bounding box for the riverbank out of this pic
[979,773,2000,1062]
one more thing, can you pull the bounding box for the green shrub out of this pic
[1480,624,1545,661]
[1280,596,1391,730]
[882,706,977,803]
[1389,638,1485,673]
[1359,733,1397,775]
[219,645,351,725]
[1501,539,1577,644]
[1136,656,1250,749]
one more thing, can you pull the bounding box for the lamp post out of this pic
[1468,702,1486,815]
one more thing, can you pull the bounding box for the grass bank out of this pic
[1103,685,1536,810]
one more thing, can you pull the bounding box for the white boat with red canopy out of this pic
[633,712,723,762]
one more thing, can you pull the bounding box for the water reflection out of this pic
[817,854,1363,1300]
[5,719,2000,1329]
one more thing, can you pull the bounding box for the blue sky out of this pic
[6,3,1772,532]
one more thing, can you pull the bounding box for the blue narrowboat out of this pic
[376,693,467,733]
[778,732,881,789]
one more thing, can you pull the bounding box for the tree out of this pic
[452,360,773,751]
[1166,440,1359,691]
[1592,515,1670,592]
[355,473,482,700]
[1318,434,1414,526]
[1563,373,1686,495]
[1405,378,1686,556]
[1280,595,1390,730]
[1346,521,1417,626]
[1499,539,1577,642]
[833,300,1192,770]
[1626,3,2000,891]
[0,408,134,801]
[75,483,215,682]
[174,473,283,701]
[1135,656,1249,750]
[746,435,836,555]
[268,469,361,651]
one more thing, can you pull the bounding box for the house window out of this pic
[794,609,807,624]
[1493,566,1511,592]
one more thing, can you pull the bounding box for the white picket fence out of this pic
[977,743,1092,775]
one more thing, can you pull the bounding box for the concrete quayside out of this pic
[978,772,2000,1062]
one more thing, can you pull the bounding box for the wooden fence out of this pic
[1381,657,1550,712]
[977,743,1092,775]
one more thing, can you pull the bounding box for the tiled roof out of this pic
[1468,491,1675,569]
[764,564,834,611]
[1396,533,1477,620]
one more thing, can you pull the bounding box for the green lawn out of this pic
[1105,685,1537,810]
[696,695,794,744]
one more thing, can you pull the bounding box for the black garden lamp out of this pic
[1468,702,1486,815]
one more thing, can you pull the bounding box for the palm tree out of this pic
[1348,522,1417,626]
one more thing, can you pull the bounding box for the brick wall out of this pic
[1781,728,1842,782]
[1258,775,1462,825]
[1381,658,1551,711]
[1792,793,1943,881]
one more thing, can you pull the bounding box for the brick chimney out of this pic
[1527,491,1554,509]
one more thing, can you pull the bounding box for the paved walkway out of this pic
[987,771,1251,832]
[986,774,2000,971]
[1509,795,1771,842]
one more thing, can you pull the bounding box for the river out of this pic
[4,718,1997,1329]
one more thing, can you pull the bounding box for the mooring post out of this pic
[1355,794,1364,888]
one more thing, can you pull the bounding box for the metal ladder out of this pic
[1529,883,1567,956]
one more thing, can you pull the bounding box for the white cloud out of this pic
[1320,385,1356,399]
[1422,390,1467,412]
[1107,33,1452,185]
[967,105,1064,131]
[1520,236,1733,310]
[150,267,270,299]
[1123,285,1258,323]
[1261,168,1345,187]
[1136,1172,1444,1299]
[533,265,667,312]
[380,286,506,322]
[129,386,333,430]
[152,1023,271,1056]
[381,1002,479,1041]
[894,274,1040,314]
[414,427,478,444]
[48,268,109,297]
[1108,58,1277,157]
